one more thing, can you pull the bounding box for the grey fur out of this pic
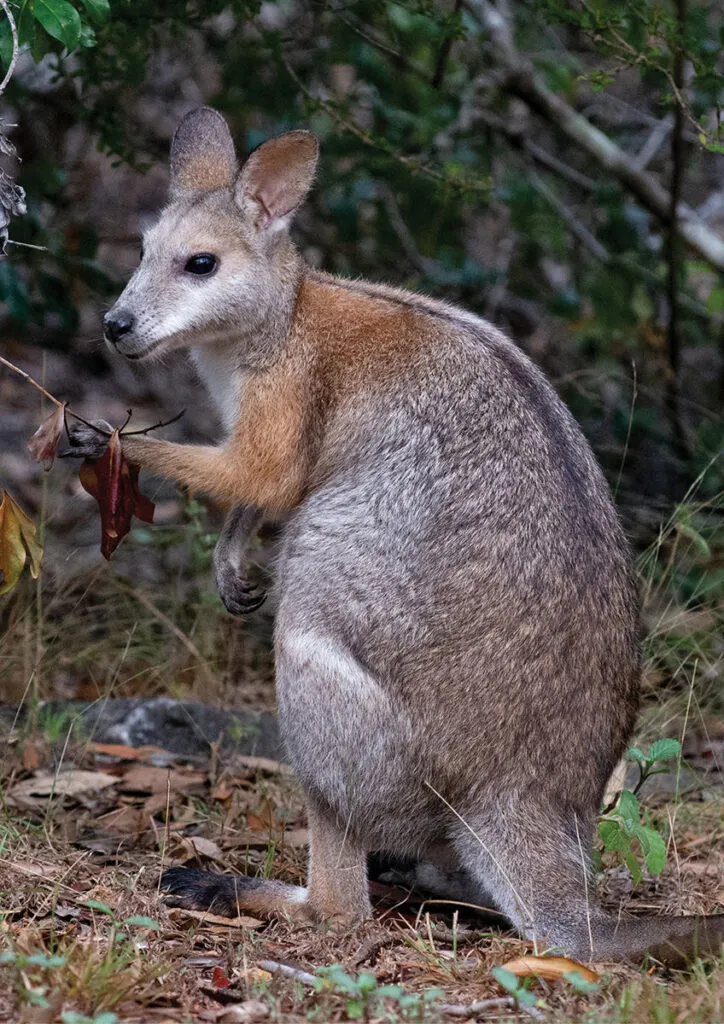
[74,109,722,964]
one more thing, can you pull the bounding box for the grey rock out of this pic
[0,697,281,761]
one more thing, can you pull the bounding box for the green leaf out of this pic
[345,1000,364,1019]
[33,0,82,50]
[626,746,646,766]
[25,953,67,968]
[78,0,110,23]
[0,15,14,70]
[617,789,640,827]
[376,985,404,998]
[492,967,521,994]
[641,828,667,875]
[646,738,681,764]
[624,847,643,885]
[122,915,161,930]
[707,285,724,313]
[563,970,599,993]
[82,899,115,917]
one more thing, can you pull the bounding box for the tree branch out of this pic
[664,0,690,465]
[469,0,724,272]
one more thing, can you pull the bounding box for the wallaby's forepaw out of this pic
[215,560,266,615]
[59,419,113,461]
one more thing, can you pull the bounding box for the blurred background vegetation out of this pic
[0,0,722,723]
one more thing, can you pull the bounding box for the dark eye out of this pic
[185,253,217,276]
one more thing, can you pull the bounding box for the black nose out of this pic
[103,310,135,344]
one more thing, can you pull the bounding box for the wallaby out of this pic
[67,107,723,966]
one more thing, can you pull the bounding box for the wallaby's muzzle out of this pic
[103,308,135,347]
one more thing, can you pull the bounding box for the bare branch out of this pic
[468,0,724,272]
[0,0,19,97]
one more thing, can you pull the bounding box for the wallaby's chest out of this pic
[192,346,247,435]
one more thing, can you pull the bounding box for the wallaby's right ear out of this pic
[236,130,319,231]
[169,107,238,201]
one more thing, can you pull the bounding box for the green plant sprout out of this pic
[597,739,682,885]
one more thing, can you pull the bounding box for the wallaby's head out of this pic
[103,107,318,361]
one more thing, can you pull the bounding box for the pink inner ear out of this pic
[240,133,318,224]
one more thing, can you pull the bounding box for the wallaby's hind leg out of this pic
[306,802,371,924]
[455,799,724,964]
[162,799,370,925]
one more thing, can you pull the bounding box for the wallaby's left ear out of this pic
[169,107,238,201]
[236,130,319,230]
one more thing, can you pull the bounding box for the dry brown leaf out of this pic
[247,802,275,833]
[97,804,144,834]
[7,859,62,880]
[11,770,117,801]
[280,828,309,848]
[22,743,40,771]
[91,742,169,761]
[167,907,263,929]
[119,765,206,795]
[501,955,599,984]
[171,835,225,863]
[234,755,287,774]
[0,491,43,595]
[27,403,66,471]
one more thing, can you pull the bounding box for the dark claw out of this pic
[216,562,267,616]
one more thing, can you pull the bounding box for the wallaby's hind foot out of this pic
[163,801,372,927]
[162,867,307,918]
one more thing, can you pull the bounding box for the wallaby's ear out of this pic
[236,130,319,230]
[169,107,238,201]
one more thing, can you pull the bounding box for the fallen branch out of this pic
[257,960,318,986]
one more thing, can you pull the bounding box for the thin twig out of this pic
[431,0,462,89]
[3,239,49,252]
[282,56,490,196]
[258,960,318,986]
[122,408,186,435]
[440,996,516,1016]
[0,355,184,438]
[0,0,19,97]
[664,0,690,468]
[0,355,108,433]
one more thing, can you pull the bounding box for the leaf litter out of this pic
[0,729,722,1022]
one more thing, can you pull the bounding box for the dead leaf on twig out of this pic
[79,429,154,559]
[28,403,66,471]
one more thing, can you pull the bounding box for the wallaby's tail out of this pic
[589,912,724,967]
[162,867,307,918]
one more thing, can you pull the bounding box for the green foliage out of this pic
[491,967,539,1009]
[596,739,682,884]
[2,0,723,504]
[314,964,443,1020]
